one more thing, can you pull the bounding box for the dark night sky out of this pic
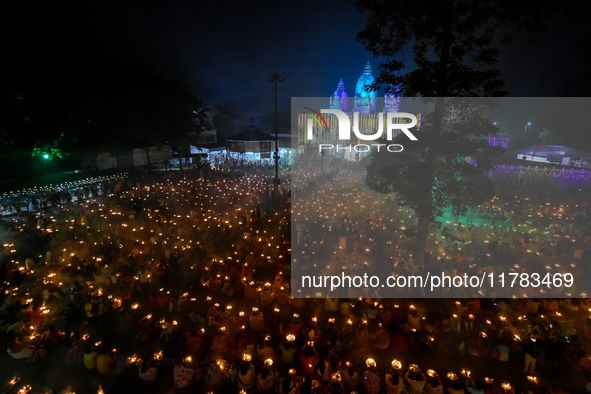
[93,0,379,111]
[3,0,591,139]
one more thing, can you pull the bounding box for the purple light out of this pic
[493,164,591,181]
[488,137,509,149]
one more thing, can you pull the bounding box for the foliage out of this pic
[356,0,555,262]
[356,0,557,97]
[538,127,562,146]
[366,100,502,218]
[0,64,209,180]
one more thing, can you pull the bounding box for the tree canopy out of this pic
[0,63,209,182]
[356,0,555,263]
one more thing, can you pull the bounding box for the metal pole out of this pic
[523,122,531,147]
[269,73,282,196]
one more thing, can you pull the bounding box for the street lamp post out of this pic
[269,73,283,196]
[493,122,502,134]
[523,122,532,147]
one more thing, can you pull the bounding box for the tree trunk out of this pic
[414,213,431,265]
[145,147,151,173]
[412,95,444,265]
[411,16,453,265]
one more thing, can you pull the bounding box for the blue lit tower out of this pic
[353,61,377,114]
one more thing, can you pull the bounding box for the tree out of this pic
[0,62,211,180]
[356,0,555,264]
[538,127,562,145]
[156,82,212,170]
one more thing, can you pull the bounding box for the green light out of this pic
[42,153,50,159]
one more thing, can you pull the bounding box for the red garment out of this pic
[298,352,318,376]
[292,298,306,309]
[186,335,205,355]
[121,286,132,301]
[391,335,408,352]
[244,285,257,301]
[289,321,303,340]
[157,294,169,309]
[276,292,291,308]
[466,299,481,312]
[157,262,169,275]
[149,294,159,309]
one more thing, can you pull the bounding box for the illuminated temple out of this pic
[297,61,408,149]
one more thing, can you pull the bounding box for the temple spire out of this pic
[330,78,348,112]
[354,61,377,114]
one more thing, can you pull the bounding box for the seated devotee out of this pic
[236,359,256,391]
[425,370,444,394]
[257,361,276,393]
[405,364,426,394]
[139,359,158,383]
[96,349,115,374]
[37,325,61,349]
[205,360,225,390]
[7,339,36,360]
[173,358,195,388]
[362,358,382,394]
[385,361,405,394]
[83,344,98,369]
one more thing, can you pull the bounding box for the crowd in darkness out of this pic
[0,168,590,393]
